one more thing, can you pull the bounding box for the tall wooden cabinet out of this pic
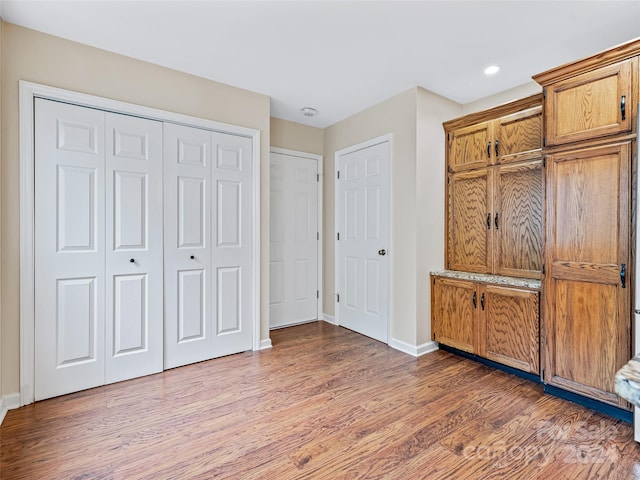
[533,41,639,409]
[445,96,544,279]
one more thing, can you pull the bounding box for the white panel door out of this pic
[211,132,254,356]
[163,123,213,369]
[337,141,390,343]
[34,99,106,400]
[105,113,163,383]
[270,152,318,327]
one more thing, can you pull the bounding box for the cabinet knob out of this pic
[621,95,626,121]
[495,140,499,157]
[494,212,499,230]
[129,258,135,263]
[481,293,485,310]
[472,291,477,309]
[487,142,491,159]
[190,255,195,260]
[486,213,491,230]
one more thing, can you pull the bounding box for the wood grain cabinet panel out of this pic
[448,169,492,273]
[480,285,539,374]
[494,160,544,279]
[432,276,540,374]
[543,142,631,408]
[444,96,543,279]
[496,107,543,164]
[432,277,476,353]
[544,59,635,147]
[448,121,493,172]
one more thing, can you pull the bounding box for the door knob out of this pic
[378,249,387,256]
[190,255,195,260]
[129,258,135,263]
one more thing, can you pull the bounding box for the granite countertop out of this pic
[615,356,640,407]
[430,270,542,290]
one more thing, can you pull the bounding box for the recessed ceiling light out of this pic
[484,65,500,75]
[301,107,317,117]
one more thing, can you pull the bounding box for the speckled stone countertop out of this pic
[615,356,640,407]
[430,270,542,290]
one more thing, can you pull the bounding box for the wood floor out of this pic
[2,322,640,479]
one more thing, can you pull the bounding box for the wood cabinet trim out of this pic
[443,94,543,133]
[533,37,640,86]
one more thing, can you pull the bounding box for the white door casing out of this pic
[105,113,164,383]
[270,151,319,328]
[163,123,213,369]
[336,137,390,343]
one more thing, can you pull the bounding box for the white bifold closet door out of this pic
[164,124,254,369]
[34,98,163,400]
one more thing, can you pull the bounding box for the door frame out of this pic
[334,134,392,342]
[269,147,324,326]
[19,81,261,406]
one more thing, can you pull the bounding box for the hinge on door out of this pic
[542,263,545,275]
[543,137,546,147]
[543,157,546,168]
[336,293,340,303]
[447,261,450,269]
[433,332,437,341]
[317,290,319,299]
[317,173,320,182]
[543,88,546,99]
[447,177,450,184]
[337,232,340,241]
[337,170,340,180]
[541,368,545,381]
[317,232,320,240]
[447,132,450,142]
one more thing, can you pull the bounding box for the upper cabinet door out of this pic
[448,121,493,172]
[545,58,635,147]
[495,107,542,164]
[448,169,493,273]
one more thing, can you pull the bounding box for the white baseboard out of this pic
[0,393,21,425]
[389,338,439,357]
[322,313,337,325]
[259,338,273,350]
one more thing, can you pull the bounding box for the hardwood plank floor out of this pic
[2,321,639,479]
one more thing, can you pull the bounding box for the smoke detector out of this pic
[301,107,317,117]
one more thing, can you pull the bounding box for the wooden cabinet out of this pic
[534,40,640,410]
[432,275,539,374]
[448,159,544,278]
[543,142,631,407]
[431,277,475,353]
[480,284,539,374]
[448,169,492,273]
[542,58,636,147]
[494,160,544,278]
[445,96,544,279]
[448,105,542,173]
[448,121,492,172]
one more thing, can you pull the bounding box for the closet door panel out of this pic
[105,113,163,383]
[164,123,213,369]
[34,99,106,400]
[211,132,254,356]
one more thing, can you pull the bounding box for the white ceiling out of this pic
[3,0,640,128]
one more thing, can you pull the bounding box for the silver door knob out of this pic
[378,249,386,256]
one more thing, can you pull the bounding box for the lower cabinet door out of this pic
[432,277,477,353]
[479,285,539,374]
